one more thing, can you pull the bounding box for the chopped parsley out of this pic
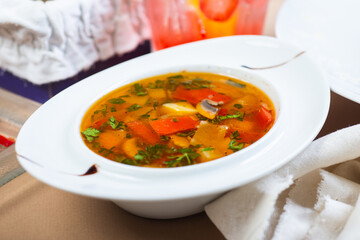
[196,112,245,123]
[181,78,212,89]
[110,106,117,112]
[82,127,100,142]
[201,147,214,151]
[108,117,126,130]
[148,80,165,89]
[165,148,200,167]
[160,135,170,141]
[93,104,108,117]
[176,129,196,137]
[230,130,241,140]
[138,110,153,119]
[130,83,147,96]
[121,158,139,166]
[108,97,126,105]
[126,104,142,112]
[228,140,245,152]
[166,75,183,91]
[98,147,115,157]
[234,104,243,109]
[227,79,246,88]
[134,144,168,164]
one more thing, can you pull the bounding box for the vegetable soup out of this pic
[80,72,275,168]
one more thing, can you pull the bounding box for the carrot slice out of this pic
[256,106,273,128]
[150,116,199,135]
[126,121,161,145]
[173,85,231,104]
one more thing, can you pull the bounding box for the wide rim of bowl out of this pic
[16,35,330,202]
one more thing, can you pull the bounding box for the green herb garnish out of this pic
[227,79,246,88]
[202,147,214,151]
[98,147,115,157]
[131,83,147,96]
[127,104,142,112]
[110,106,117,112]
[228,140,245,152]
[148,80,165,89]
[82,127,100,142]
[176,129,196,137]
[160,135,170,141]
[230,130,241,140]
[165,148,200,167]
[166,75,183,91]
[93,104,108,117]
[108,116,126,130]
[138,110,153,119]
[234,104,243,109]
[181,78,212,89]
[108,98,126,105]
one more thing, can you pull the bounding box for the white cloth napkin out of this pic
[205,124,360,240]
[0,0,150,85]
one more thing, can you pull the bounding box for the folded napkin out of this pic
[205,124,360,240]
[0,0,150,85]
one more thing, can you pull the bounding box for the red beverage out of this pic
[145,0,269,51]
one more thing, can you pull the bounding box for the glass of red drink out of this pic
[145,0,269,51]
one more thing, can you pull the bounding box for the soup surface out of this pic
[80,72,275,168]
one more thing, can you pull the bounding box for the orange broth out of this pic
[80,72,275,168]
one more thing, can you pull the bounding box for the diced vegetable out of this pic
[196,99,219,119]
[173,85,231,104]
[224,95,260,112]
[93,119,108,130]
[170,135,190,148]
[160,102,198,116]
[150,116,199,135]
[122,138,142,158]
[198,148,223,162]
[147,88,167,99]
[190,121,230,154]
[223,119,256,133]
[218,108,228,116]
[256,106,273,128]
[126,121,161,145]
[124,107,157,122]
[98,130,127,150]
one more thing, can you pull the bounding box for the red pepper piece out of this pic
[150,116,199,135]
[173,85,231,104]
[127,121,161,145]
[256,106,273,128]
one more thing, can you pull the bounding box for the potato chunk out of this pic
[122,138,141,158]
[190,121,231,154]
[160,102,197,116]
[98,130,127,150]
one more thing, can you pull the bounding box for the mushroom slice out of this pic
[196,99,219,119]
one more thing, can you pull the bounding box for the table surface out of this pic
[1,1,360,239]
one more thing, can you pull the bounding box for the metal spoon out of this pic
[241,51,306,70]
